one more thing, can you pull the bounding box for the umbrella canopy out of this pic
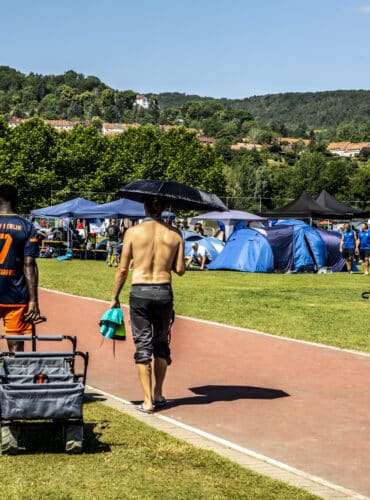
[118,179,228,211]
[190,209,266,223]
[190,210,266,239]
[75,198,146,219]
[31,197,98,218]
[315,190,369,219]
[262,192,337,219]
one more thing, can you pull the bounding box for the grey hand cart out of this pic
[0,317,89,454]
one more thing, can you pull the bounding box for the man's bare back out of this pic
[112,220,185,294]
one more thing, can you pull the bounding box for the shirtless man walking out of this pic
[110,197,185,413]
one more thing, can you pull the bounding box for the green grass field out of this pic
[1,402,318,499]
[38,259,370,352]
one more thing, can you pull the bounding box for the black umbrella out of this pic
[118,179,228,211]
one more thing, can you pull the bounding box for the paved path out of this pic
[18,289,370,498]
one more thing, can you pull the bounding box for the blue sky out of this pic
[1,0,370,98]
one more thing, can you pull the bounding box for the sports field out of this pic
[2,259,365,499]
[38,260,370,352]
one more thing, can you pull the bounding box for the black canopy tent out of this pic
[262,192,337,221]
[315,190,369,219]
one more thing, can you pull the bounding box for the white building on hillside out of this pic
[134,94,150,109]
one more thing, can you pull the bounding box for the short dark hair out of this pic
[0,184,18,209]
[144,196,166,217]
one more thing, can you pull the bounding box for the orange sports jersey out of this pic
[0,214,39,305]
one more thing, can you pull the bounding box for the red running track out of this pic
[3,289,369,497]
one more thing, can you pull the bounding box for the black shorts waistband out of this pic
[131,283,172,291]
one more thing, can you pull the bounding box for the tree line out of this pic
[0,116,369,216]
[224,145,370,213]
[0,117,225,213]
[1,66,370,215]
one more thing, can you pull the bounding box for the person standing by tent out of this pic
[105,218,121,267]
[357,222,370,275]
[339,222,358,274]
[110,197,185,413]
[0,184,41,352]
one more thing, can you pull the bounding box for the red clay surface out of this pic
[5,288,370,497]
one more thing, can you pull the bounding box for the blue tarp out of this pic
[208,228,274,272]
[31,197,98,218]
[74,198,146,219]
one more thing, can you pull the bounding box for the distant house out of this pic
[101,123,125,135]
[345,142,370,157]
[8,117,80,131]
[8,117,25,127]
[327,141,370,157]
[230,142,263,151]
[134,94,150,109]
[279,137,310,151]
[197,136,216,147]
[44,120,79,132]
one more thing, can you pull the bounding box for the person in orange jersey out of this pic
[0,184,41,353]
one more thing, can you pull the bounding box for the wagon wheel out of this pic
[1,423,19,455]
[64,420,84,454]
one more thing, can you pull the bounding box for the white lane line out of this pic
[41,288,370,358]
[86,384,366,499]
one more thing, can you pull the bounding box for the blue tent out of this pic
[208,228,274,272]
[275,220,327,272]
[316,229,346,272]
[74,198,146,219]
[31,197,98,218]
[257,226,294,272]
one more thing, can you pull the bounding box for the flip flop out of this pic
[153,398,168,408]
[136,404,154,415]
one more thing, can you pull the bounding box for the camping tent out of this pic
[316,229,346,272]
[208,221,335,273]
[315,190,369,219]
[263,192,336,221]
[208,228,274,272]
[31,197,98,218]
[191,210,266,239]
[74,198,146,219]
[275,220,327,271]
[256,226,294,272]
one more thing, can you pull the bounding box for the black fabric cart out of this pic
[0,318,89,454]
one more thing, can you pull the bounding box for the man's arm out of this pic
[173,240,186,276]
[23,256,41,321]
[339,234,344,252]
[200,255,207,270]
[355,233,360,252]
[110,232,133,308]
